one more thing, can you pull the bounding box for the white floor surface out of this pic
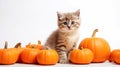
[0,61,119,67]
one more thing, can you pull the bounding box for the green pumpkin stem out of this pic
[14,42,21,48]
[4,41,8,49]
[92,29,98,37]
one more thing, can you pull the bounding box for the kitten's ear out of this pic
[74,9,80,17]
[57,12,64,20]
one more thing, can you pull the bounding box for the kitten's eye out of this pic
[63,22,67,25]
[71,21,75,25]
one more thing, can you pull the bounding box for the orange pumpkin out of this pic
[26,40,44,50]
[14,42,24,63]
[37,49,59,65]
[79,29,111,63]
[0,41,19,64]
[20,47,40,64]
[109,49,120,64]
[70,48,94,64]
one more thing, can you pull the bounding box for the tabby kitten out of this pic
[45,10,80,64]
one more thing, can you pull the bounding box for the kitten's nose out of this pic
[67,26,71,29]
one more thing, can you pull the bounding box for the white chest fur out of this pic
[66,30,79,51]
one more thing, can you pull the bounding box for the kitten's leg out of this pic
[68,43,76,62]
[55,45,68,64]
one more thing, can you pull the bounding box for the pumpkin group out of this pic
[70,48,94,64]
[37,49,59,65]
[0,29,119,65]
[0,41,19,64]
[109,49,120,64]
[79,29,111,63]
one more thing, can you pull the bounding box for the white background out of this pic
[0,0,120,50]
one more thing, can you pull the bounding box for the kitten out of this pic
[45,10,80,64]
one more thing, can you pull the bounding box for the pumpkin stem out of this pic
[79,47,83,50]
[92,29,98,37]
[31,45,35,48]
[4,41,8,49]
[38,40,41,45]
[28,43,31,45]
[14,42,21,48]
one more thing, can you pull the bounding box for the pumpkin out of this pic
[0,41,19,64]
[109,49,120,64]
[70,48,94,64]
[14,42,24,63]
[26,40,44,50]
[79,29,111,63]
[20,47,40,64]
[37,48,59,65]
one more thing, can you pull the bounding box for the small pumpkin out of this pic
[79,29,111,63]
[0,41,19,64]
[109,49,120,64]
[20,46,40,64]
[14,42,24,63]
[37,48,59,65]
[70,48,94,64]
[26,40,44,50]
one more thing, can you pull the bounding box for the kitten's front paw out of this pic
[59,59,68,64]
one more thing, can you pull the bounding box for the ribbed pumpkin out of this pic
[79,29,111,63]
[0,41,19,64]
[20,47,40,64]
[109,49,120,64]
[70,48,94,64]
[37,49,59,65]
